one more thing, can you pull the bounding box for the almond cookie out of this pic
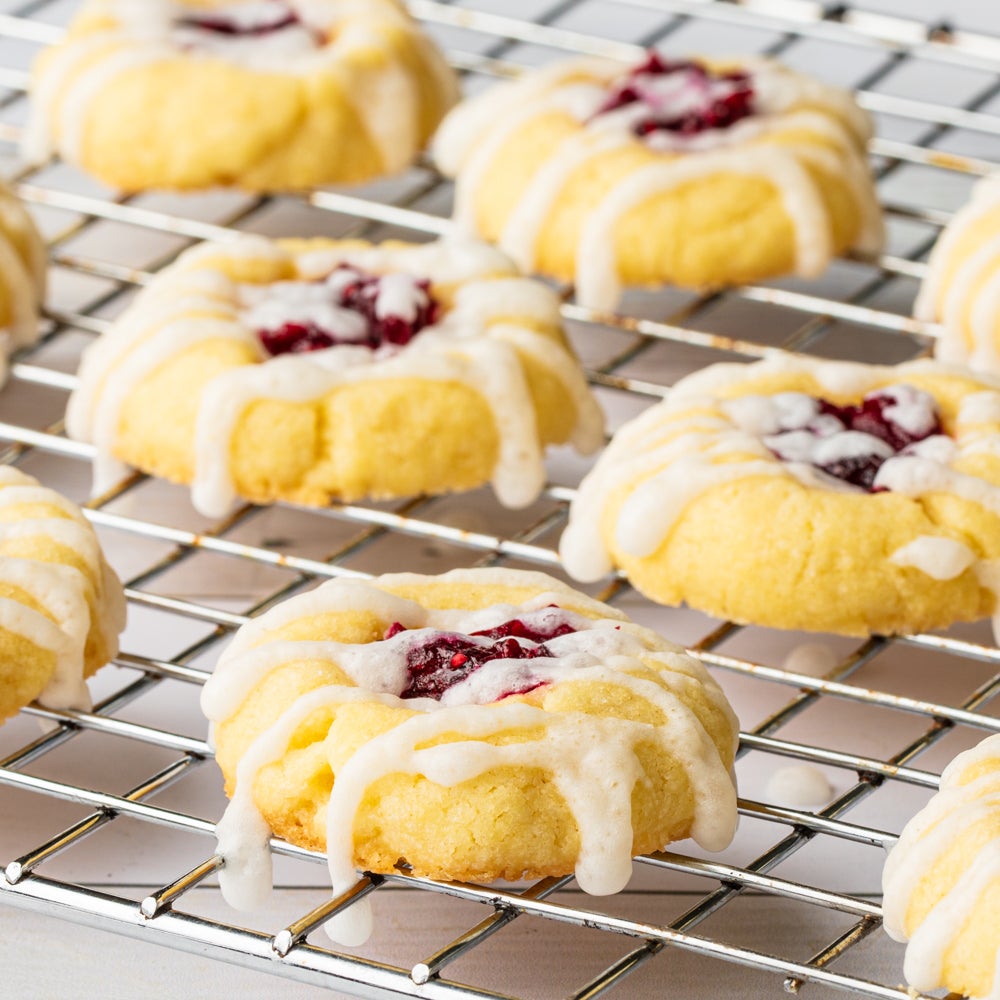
[25,0,458,191]
[0,180,45,383]
[202,567,739,944]
[67,235,605,515]
[562,354,1000,636]
[882,734,1000,1000]
[0,467,126,720]
[434,52,881,307]
[915,173,1000,373]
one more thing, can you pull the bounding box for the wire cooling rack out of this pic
[2,1,1000,997]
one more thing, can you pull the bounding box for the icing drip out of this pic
[889,536,977,581]
[433,54,879,308]
[203,570,739,945]
[882,733,1000,998]
[573,146,832,310]
[498,130,633,274]
[68,237,604,516]
[0,468,125,712]
[765,765,833,808]
[781,642,838,677]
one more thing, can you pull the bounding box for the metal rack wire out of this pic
[2,1,1000,997]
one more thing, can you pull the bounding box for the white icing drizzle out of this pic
[450,277,562,327]
[781,642,838,677]
[431,58,621,176]
[192,334,545,515]
[451,86,609,235]
[296,239,514,288]
[323,19,419,174]
[433,55,879,306]
[785,138,883,256]
[769,428,891,465]
[903,844,1000,998]
[606,63,747,131]
[498,131,634,273]
[614,455,782,560]
[915,175,1000,373]
[483,323,605,454]
[204,569,739,946]
[0,469,125,712]
[218,577,425,665]
[0,562,88,709]
[68,237,604,515]
[882,733,1000,998]
[559,355,1000,631]
[25,0,454,173]
[874,456,1000,517]
[66,285,241,442]
[940,235,1000,373]
[0,185,45,361]
[889,536,977,581]
[22,30,122,163]
[240,265,448,337]
[59,44,177,164]
[207,615,688,724]
[967,271,1000,374]
[373,272,427,323]
[575,146,831,310]
[90,317,258,496]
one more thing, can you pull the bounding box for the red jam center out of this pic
[595,51,755,138]
[766,387,944,492]
[178,1,303,36]
[388,608,577,701]
[256,266,440,357]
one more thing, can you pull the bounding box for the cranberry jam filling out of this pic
[253,266,440,357]
[178,1,303,36]
[762,386,945,491]
[594,51,755,138]
[387,608,578,701]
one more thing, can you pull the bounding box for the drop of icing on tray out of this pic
[781,642,838,677]
[766,765,833,809]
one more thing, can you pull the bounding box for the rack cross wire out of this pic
[2,1,1000,997]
